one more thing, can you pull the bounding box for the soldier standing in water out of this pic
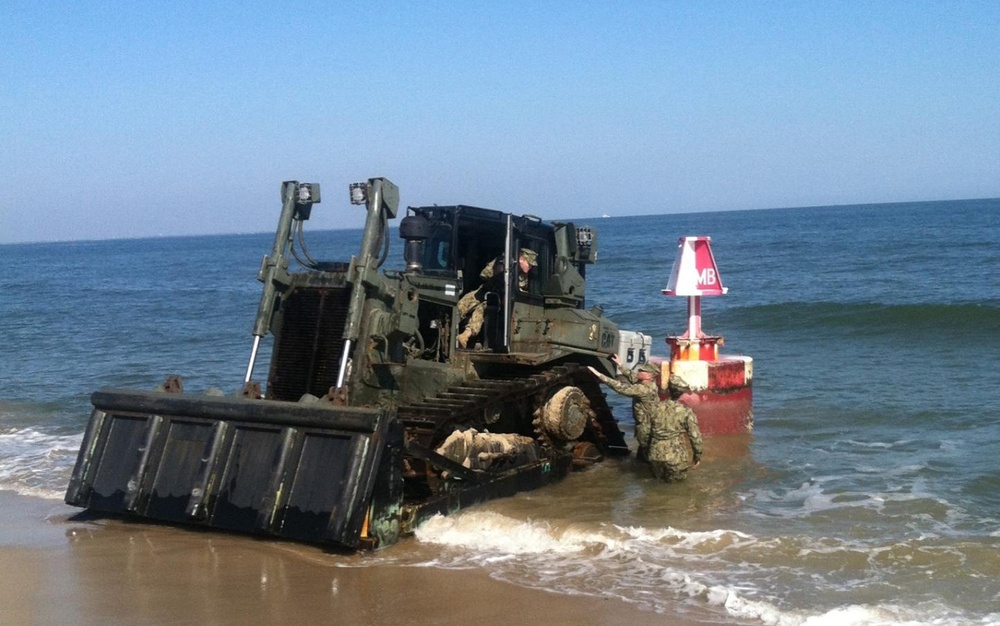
[589,360,704,481]
[646,376,703,482]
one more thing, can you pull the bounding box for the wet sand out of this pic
[0,491,720,626]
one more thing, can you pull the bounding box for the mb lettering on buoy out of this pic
[658,236,753,435]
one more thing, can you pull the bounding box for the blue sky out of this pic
[2,1,998,243]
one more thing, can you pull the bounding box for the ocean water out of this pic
[2,198,999,625]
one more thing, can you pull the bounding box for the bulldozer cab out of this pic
[401,205,551,352]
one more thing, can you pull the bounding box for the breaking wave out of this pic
[412,510,996,625]
[0,427,81,500]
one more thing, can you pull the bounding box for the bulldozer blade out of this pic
[65,389,403,550]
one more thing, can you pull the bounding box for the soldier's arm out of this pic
[607,354,636,384]
[479,260,495,280]
[603,377,656,399]
[588,367,630,391]
[588,366,660,399]
[685,409,704,462]
[619,366,639,385]
[480,256,505,280]
[588,368,613,387]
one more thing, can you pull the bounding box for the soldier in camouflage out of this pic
[458,248,537,348]
[646,376,703,482]
[587,357,659,461]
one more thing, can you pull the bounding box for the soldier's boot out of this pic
[458,328,472,349]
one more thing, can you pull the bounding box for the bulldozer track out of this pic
[396,363,628,457]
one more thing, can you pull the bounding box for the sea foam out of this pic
[414,510,797,622]
[413,509,989,625]
[0,427,81,499]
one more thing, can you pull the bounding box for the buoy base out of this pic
[677,385,752,435]
[662,355,753,436]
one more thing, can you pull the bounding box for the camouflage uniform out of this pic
[458,249,536,348]
[590,369,658,460]
[646,398,703,482]
[619,365,640,384]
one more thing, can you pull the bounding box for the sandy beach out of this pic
[0,491,721,626]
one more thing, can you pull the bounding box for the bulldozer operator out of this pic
[457,248,537,348]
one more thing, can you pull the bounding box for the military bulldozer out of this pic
[65,177,633,550]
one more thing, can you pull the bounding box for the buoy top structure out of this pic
[662,236,726,361]
[659,235,754,435]
[662,236,728,297]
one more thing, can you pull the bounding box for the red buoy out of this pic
[659,236,753,435]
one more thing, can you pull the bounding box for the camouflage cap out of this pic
[668,375,692,393]
[519,248,538,266]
